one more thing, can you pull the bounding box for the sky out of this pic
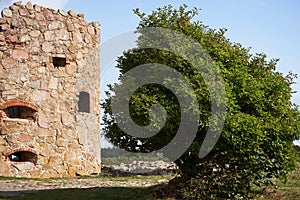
[0,0,299,146]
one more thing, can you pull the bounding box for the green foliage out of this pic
[101,4,300,199]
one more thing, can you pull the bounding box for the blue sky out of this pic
[1,0,300,146]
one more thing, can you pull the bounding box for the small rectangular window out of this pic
[53,57,66,68]
[78,92,90,113]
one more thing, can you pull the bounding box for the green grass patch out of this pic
[274,166,300,199]
[256,163,300,200]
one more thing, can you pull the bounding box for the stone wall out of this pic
[0,1,101,178]
[102,161,179,176]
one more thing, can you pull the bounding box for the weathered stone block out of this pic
[30,169,42,178]
[29,30,40,38]
[16,133,33,142]
[37,112,50,129]
[68,165,78,176]
[1,8,12,18]
[41,42,54,52]
[11,162,34,171]
[25,2,33,11]
[12,49,28,59]
[48,156,62,165]
[0,162,10,176]
[68,10,76,17]
[58,9,68,17]
[6,35,18,43]
[48,77,58,89]
[19,8,29,16]
[61,112,73,127]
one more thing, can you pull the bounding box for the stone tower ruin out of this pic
[0,1,101,178]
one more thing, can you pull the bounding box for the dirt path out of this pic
[0,176,169,198]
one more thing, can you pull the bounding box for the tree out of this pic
[101,5,300,199]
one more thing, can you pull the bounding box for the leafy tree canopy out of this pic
[102,4,300,199]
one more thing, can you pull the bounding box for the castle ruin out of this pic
[0,1,101,178]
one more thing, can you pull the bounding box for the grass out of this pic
[276,168,300,198]
[0,165,298,200]
[255,163,300,200]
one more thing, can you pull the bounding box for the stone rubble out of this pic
[102,160,179,176]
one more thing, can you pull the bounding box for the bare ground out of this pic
[0,176,170,198]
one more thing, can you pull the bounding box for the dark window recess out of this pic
[78,92,90,113]
[53,57,66,67]
[8,151,38,163]
[4,106,37,120]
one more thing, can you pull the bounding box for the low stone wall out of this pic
[102,160,179,176]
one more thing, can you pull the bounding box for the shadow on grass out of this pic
[0,187,156,200]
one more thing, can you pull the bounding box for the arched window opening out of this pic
[8,151,38,163]
[78,92,90,113]
[4,106,37,120]
[0,100,39,121]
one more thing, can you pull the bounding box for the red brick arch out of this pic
[0,100,39,111]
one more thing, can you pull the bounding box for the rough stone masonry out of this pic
[0,1,101,178]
